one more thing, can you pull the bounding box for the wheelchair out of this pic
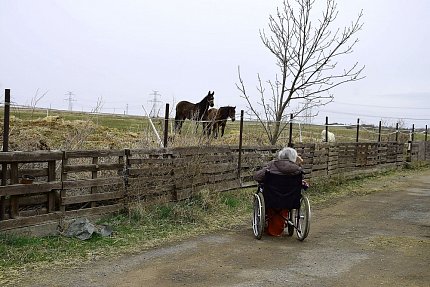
[252,171,311,241]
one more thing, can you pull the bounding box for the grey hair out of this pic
[278,147,297,162]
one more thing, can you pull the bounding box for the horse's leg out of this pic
[205,121,210,136]
[174,119,179,133]
[174,116,183,134]
[221,122,226,137]
[213,122,218,138]
[203,121,208,136]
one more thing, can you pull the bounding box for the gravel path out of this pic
[21,170,430,287]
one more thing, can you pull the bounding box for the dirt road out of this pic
[23,170,430,287]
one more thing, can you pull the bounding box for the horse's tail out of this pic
[174,103,183,133]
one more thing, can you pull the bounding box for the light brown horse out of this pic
[206,106,236,138]
[174,91,215,133]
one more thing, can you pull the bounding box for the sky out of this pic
[0,0,429,128]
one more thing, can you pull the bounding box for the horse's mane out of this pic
[199,94,211,105]
[196,92,214,119]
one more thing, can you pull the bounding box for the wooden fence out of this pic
[0,141,428,234]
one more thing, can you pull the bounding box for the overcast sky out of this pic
[1,0,429,128]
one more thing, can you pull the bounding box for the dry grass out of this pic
[2,107,425,152]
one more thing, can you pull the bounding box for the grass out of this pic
[1,164,429,287]
[0,188,254,285]
[3,107,426,151]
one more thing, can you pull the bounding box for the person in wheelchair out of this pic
[254,147,307,236]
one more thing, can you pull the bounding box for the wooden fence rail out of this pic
[0,141,429,234]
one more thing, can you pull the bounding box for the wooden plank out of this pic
[128,148,172,157]
[195,154,234,162]
[1,168,50,179]
[16,194,48,205]
[174,175,209,189]
[62,177,123,189]
[241,181,258,188]
[127,158,174,165]
[65,203,124,218]
[175,187,193,201]
[64,149,125,159]
[311,170,327,177]
[0,181,62,196]
[62,191,124,205]
[207,179,240,192]
[0,211,62,231]
[172,146,232,156]
[63,163,124,173]
[201,163,236,174]
[208,172,238,183]
[127,184,175,197]
[312,163,328,170]
[19,207,48,217]
[128,167,173,177]
[0,151,63,162]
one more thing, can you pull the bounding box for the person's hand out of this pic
[296,155,303,165]
[302,180,309,190]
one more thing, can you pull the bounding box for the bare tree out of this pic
[30,88,48,119]
[237,0,365,144]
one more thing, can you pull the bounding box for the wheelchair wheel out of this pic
[252,193,265,239]
[296,195,311,241]
[286,210,294,236]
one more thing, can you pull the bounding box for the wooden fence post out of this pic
[425,125,428,160]
[325,116,329,143]
[163,103,169,148]
[9,162,18,218]
[395,122,399,142]
[425,125,428,142]
[406,125,413,163]
[1,89,11,220]
[123,149,130,210]
[237,110,244,184]
[60,151,67,214]
[90,156,98,208]
[2,89,10,152]
[356,118,360,142]
[411,124,415,142]
[288,113,293,147]
[378,121,382,142]
[47,160,57,212]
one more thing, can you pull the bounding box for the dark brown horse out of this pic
[174,91,215,133]
[206,106,236,138]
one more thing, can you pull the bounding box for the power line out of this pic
[322,109,430,121]
[333,101,430,110]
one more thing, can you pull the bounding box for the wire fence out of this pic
[0,102,428,150]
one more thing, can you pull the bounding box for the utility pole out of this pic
[303,98,312,125]
[64,91,76,111]
[148,90,162,117]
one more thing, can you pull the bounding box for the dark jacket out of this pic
[253,159,302,182]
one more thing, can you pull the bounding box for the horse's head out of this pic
[205,91,215,107]
[229,106,236,122]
